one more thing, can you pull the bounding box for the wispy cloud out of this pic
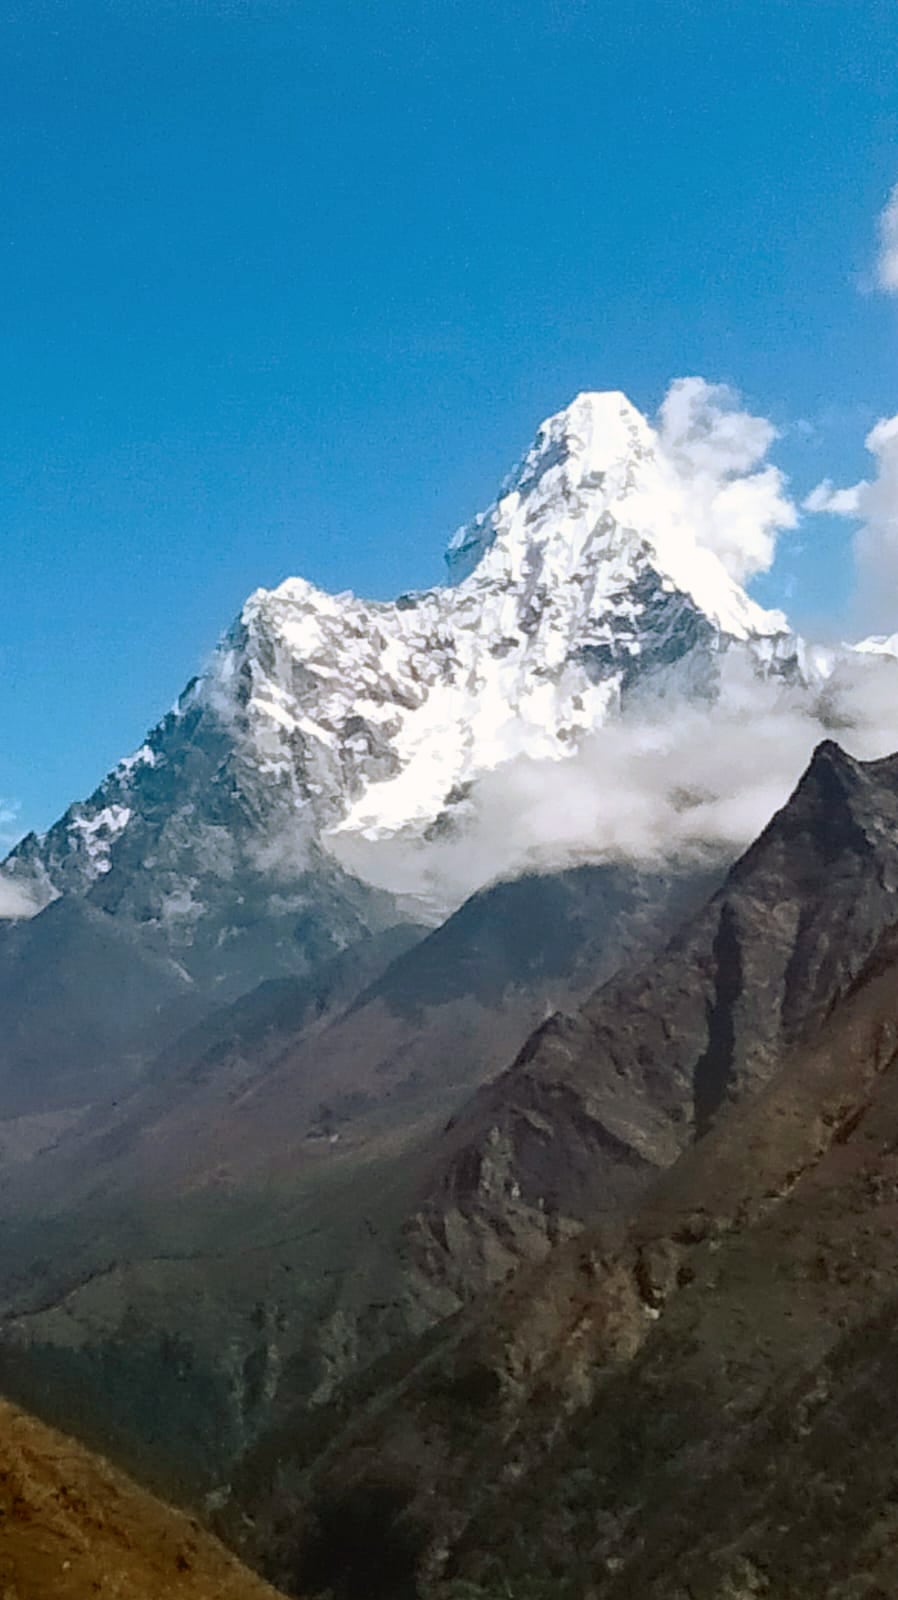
[803,480,864,517]
[876,183,898,295]
[0,800,43,918]
[803,413,898,634]
[0,879,42,919]
[0,798,24,853]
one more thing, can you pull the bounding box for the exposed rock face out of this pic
[0,693,415,1118]
[401,741,898,1304]
[434,922,898,1600]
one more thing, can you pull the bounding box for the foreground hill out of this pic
[0,1396,284,1600]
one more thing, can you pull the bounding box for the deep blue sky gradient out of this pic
[2,0,898,836]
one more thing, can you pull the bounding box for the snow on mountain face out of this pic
[445,391,783,636]
[200,391,802,844]
[0,389,834,922]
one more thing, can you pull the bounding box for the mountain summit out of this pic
[444,389,785,639]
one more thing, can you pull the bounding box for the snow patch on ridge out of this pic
[67,805,132,877]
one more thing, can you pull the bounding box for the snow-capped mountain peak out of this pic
[3,389,811,922]
[446,389,787,644]
[445,390,651,582]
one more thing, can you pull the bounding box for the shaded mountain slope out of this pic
[0,863,711,1493]
[400,739,898,1306]
[0,896,200,1119]
[233,852,898,1600]
[1,863,710,1205]
[0,672,417,1124]
[110,860,715,1193]
[0,1396,285,1600]
[443,918,898,1600]
[0,831,415,1126]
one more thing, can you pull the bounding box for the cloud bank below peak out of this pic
[329,650,898,916]
[0,880,44,920]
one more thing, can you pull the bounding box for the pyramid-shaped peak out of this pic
[543,387,646,430]
[790,739,867,820]
[509,389,654,496]
[441,387,786,643]
[746,737,898,871]
[444,390,659,584]
[794,739,898,813]
[806,737,862,776]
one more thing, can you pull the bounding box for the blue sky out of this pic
[2,0,898,840]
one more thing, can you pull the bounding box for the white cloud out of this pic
[803,412,898,632]
[0,798,25,853]
[656,377,797,583]
[0,879,42,920]
[329,649,898,914]
[802,480,863,517]
[876,183,898,295]
[0,801,44,918]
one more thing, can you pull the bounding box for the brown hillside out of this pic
[0,1396,284,1600]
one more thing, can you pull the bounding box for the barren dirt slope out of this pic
[0,1396,284,1600]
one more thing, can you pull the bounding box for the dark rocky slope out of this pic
[401,740,898,1306]
[227,741,898,1600]
[91,860,713,1195]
